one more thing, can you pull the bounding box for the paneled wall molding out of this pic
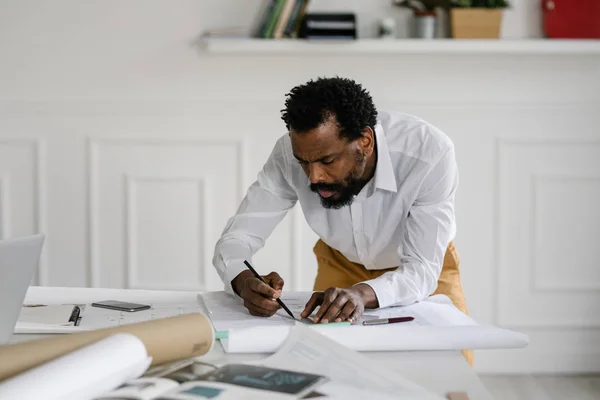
[530,173,600,293]
[87,137,246,289]
[125,175,211,291]
[0,174,10,240]
[1,101,599,118]
[0,139,47,285]
[495,138,600,330]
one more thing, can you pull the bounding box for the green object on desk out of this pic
[213,321,351,341]
[322,321,351,326]
[215,331,228,340]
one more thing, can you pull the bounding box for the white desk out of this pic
[13,286,493,400]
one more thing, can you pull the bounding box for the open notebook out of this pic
[201,291,529,353]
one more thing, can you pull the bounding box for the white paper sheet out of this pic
[257,324,445,400]
[202,291,473,330]
[14,322,90,334]
[203,291,528,353]
[18,304,77,325]
[311,381,408,400]
[200,291,313,332]
[0,333,151,400]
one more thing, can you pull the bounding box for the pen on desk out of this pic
[243,260,296,320]
[362,316,414,326]
[68,305,81,326]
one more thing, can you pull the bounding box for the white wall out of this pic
[1,0,599,373]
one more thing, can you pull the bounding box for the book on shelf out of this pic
[255,0,311,39]
[255,0,357,40]
[200,0,309,40]
[202,0,357,41]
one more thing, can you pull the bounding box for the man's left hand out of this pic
[300,284,378,324]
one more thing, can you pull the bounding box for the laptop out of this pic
[0,234,45,344]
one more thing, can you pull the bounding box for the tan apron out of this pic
[312,239,474,367]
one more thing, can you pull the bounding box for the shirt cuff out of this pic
[223,260,249,297]
[357,277,395,309]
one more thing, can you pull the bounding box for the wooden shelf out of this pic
[199,38,600,55]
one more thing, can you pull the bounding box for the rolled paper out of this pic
[0,313,214,381]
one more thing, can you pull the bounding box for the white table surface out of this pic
[12,286,493,400]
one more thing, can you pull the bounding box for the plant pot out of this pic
[414,10,437,39]
[450,8,503,39]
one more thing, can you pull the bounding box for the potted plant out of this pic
[450,0,509,39]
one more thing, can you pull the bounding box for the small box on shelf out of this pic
[299,13,357,40]
[449,0,509,39]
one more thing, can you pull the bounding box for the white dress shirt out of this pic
[212,110,458,308]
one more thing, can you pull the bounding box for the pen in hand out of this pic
[243,260,296,320]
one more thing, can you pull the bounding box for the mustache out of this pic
[310,182,344,193]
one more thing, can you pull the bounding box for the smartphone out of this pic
[91,300,151,312]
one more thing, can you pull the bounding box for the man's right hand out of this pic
[231,270,284,317]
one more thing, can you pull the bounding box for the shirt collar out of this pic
[372,122,398,194]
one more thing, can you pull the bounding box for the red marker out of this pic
[362,316,414,326]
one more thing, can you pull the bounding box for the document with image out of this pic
[93,358,327,400]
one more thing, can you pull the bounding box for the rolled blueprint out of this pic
[0,333,151,400]
[0,313,214,381]
[221,324,530,353]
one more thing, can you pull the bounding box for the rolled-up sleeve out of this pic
[360,146,458,308]
[212,137,298,295]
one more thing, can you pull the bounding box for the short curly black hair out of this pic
[280,77,378,141]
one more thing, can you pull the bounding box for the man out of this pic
[212,77,472,365]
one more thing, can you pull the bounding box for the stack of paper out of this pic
[201,291,529,354]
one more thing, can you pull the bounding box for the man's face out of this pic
[290,117,374,209]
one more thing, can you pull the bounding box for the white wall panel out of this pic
[89,138,243,290]
[0,139,46,284]
[498,139,600,328]
[125,176,208,290]
[532,175,600,291]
